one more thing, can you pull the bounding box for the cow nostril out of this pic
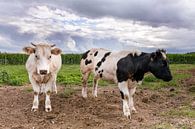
[40,70,47,75]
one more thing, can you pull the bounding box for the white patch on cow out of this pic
[161,52,167,60]
[118,81,131,118]
[37,58,50,74]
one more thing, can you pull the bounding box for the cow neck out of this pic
[132,53,151,81]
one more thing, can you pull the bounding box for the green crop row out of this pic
[0,53,195,65]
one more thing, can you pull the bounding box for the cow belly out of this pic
[102,72,117,83]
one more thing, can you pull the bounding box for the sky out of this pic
[0,0,195,53]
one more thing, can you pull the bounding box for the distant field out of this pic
[0,64,195,89]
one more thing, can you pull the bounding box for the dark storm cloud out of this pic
[50,0,194,29]
[0,24,35,43]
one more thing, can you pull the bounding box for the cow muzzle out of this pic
[39,70,48,75]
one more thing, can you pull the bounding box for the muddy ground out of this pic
[0,70,195,129]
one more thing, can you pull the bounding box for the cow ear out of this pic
[51,48,62,55]
[23,47,35,55]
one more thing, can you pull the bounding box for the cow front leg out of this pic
[45,90,52,112]
[118,81,131,119]
[92,77,99,97]
[81,72,90,98]
[31,84,40,112]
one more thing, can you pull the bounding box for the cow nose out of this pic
[40,70,47,75]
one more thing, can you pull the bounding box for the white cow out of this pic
[23,43,62,112]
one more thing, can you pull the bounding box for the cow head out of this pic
[148,49,172,82]
[23,43,61,75]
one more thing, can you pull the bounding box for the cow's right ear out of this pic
[23,47,35,55]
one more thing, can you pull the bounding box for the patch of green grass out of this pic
[0,64,195,88]
[0,65,29,86]
[59,87,75,98]
[161,106,195,118]
[57,64,111,86]
[151,123,174,129]
[25,87,33,92]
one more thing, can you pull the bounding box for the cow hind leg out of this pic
[118,81,131,119]
[92,77,99,97]
[81,71,90,98]
[129,86,137,113]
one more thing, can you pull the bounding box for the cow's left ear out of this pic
[23,47,35,55]
[51,48,62,55]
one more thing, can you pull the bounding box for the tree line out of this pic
[0,53,195,65]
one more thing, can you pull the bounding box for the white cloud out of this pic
[66,37,77,51]
[0,2,195,53]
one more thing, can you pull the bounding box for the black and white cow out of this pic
[80,48,172,118]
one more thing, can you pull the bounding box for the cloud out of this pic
[0,1,195,53]
[52,0,195,29]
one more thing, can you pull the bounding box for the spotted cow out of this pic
[23,43,62,112]
[80,48,172,118]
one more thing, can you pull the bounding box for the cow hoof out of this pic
[131,107,138,114]
[31,107,38,112]
[132,109,138,114]
[124,112,131,119]
[123,108,131,119]
[45,107,52,112]
[82,93,87,98]
[93,94,97,98]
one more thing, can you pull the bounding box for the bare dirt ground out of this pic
[0,70,195,129]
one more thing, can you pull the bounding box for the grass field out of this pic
[0,64,195,128]
[0,64,195,88]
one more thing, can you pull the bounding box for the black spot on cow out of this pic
[95,67,98,71]
[116,52,150,82]
[96,52,111,70]
[94,51,98,56]
[97,61,101,67]
[81,50,90,60]
[85,59,92,65]
[120,91,124,99]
